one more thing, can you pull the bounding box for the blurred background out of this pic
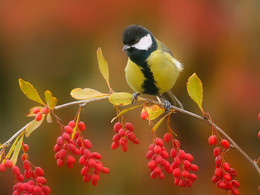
[0,0,259,194]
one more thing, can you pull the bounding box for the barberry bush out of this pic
[0,48,259,194]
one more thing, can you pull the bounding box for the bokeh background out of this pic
[0,0,259,194]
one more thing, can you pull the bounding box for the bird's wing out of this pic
[156,39,173,56]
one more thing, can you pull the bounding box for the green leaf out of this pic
[25,116,45,137]
[97,47,112,92]
[153,113,171,131]
[187,73,204,113]
[10,134,24,166]
[142,105,165,121]
[109,92,133,106]
[111,105,143,123]
[19,79,45,105]
[44,90,57,110]
[70,88,107,100]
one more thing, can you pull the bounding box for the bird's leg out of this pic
[157,96,172,111]
[132,92,140,104]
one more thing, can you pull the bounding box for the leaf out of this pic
[109,92,133,106]
[26,106,43,117]
[46,113,52,123]
[187,73,204,113]
[71,113,80,140]
[19,79,45,105]
[97,47,112,92]
[10,135,24,165]
[44,90,57,110]
[111,105,143,123]
[142,105,165,121]
[70,88,107,100]
[153,113,171,132]
[5,133,23,159]
[25,116,45,137]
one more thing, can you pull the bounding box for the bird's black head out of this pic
[122,25,157,65]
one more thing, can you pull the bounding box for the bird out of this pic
[122,24,183,109]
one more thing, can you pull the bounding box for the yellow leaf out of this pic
[44,90,57,110]
[142,105,165,121]
[46,113,52,123]
[70,88,107,100]
[111,105,143,123]
[10,135,24,166]
[25,116,45,137]
[97,47,112,92]
[26,106,44,117]
[19,79,45,105]
[153,113,171,131]
[71,113,80,140]
[109,92,133,106]
[187,73,204,113]
[6,133,23,159]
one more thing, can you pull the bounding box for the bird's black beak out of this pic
[122,45,130,51]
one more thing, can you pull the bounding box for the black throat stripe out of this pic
[140,62,159,95]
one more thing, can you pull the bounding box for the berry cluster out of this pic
[0,144,51,195]
[54,120,109,186]
[33,106,50,121]
[146,133,198,187]
[208,135,240,194]
[111,122,139,152]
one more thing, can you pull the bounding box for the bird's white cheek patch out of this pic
[133,34,153,51]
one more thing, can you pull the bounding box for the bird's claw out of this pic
[162,99,172,112]
[132,93,140,104]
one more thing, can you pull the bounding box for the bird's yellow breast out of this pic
[146,49,179,94]
[125,49,180,95]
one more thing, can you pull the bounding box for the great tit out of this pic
[122,24,183,108]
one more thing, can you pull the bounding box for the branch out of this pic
[1,95,259,176]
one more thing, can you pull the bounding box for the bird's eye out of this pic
[134,38,140,44]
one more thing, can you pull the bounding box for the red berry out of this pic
[23,144,29,152]
[62,132,70,140]
[208,135,218,145]
[215,155,223,167]
[113,134,121,142]
[111,142,119,150]
[79,156,86,165]
[178,150,186,159]
[23,160,31,170]
[56,136,64,146]
[258,113,260,121]
[67,155,75,164]
[34,186,42,193]
[83,174,92,183]
[258,185,260,193]
[161,151,169,159]
[78,121,86,131]
[64,125,73,134]
[153,145,161,154]
[181,170,190,178]
[118,129,126,137]
[17,174,24,182]
[68,120,76,128]
[35,167,44,176]
[57,159,64,167]
[93,152,102,160]
[21,153,28,161]
[220,139,230,149]
[231,180,240,188]
[42,186,51,194]
[102,167,110,174]
[88,159,96,167]
[224,173,231,181]
[121,143,128,152]
[148,160,156,169]
[190,164,199,172]
[35,112,43,121]
[125,122,134,131]
[185,153,194,162]
[163,133,172,143]
[113,122,122,132]
[146,150,154,159]
[140,111,148,119]
[155,138,164,146]
[223,162,230,171]
[213,147,221,157]
[183,160,191,170]
[42,107,49,115]
[91,174,99,186]
[173,139,180,148]
[12,166,20,175]
[127,132,136,141]
[231,188,240,195]
[214,168,223,177]
[258,131,260,139]
[16,182,24,192]
[173,168,181,177]
[5,159,13,168]
[36,176,47,184]
[81,166,89,176]
[170,148,177,158]
[83,139,92,149]
[0,163,6,172]
[33,107,41,114]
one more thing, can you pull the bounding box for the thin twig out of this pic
[1,95,259,176]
